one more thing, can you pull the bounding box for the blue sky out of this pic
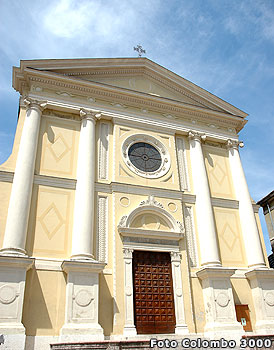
[0,0,273,254]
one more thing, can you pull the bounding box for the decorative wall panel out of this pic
[31,186,72,258]
[214,208,246,267]
[204,147,234,199]
[38,118,79,178]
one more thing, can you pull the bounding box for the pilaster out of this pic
[123,248,137,336]
[170,251,189,335]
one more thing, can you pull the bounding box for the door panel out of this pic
[133,251,176,334]
[235,304,252,332]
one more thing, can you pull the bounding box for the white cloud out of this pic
[43,0,96,39]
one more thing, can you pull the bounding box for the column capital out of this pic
[226,139,244,150]
[123,247,134,259]
[170,251,182,262]
[79,108,101,122]
[188,130,207,143]
[23,97,47,112]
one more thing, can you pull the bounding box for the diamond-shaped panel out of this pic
[39,203,64,239]
[49,135,70,162]
[222,223,237,251]
[211,162,226,185]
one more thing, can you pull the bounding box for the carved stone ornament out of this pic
[125,286,132,296]
[176,288,183,297]
[264,292,274,307]
[215,292,230,307]
[123,247,133,259]
[139,195,164,209]
[177,221,185,234]
[79,108,102,121]
[118,215,128,228]
[0,285,18,305]
[226,139,244,150]
[188,131,207,142]
[73,289,94,307]
[56,91,75,97]
[23,96,47,111]
[170,251,182,262]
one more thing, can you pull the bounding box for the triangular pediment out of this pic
[66,73,211,109]
[13,58,248,118]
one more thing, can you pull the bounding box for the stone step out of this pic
[50,335,274,350]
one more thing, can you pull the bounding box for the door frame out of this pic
[122,244,189,336]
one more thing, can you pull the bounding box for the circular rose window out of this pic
[122,134,171,178]
[128,142,162,172]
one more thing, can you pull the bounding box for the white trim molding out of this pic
[96,196,108,263]
[170,252,189,335]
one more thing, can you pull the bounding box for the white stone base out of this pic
[123,325,137,337]
[175,324,189,335]
[253,320,274,335]
[60,322,104,341]
[0,333,26,350]
[0,322,26,334]
[204,321,244,341]
[25,336,59,350]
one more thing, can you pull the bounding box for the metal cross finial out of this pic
[134,44,146,57]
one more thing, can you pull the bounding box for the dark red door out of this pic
[133,251,176,334]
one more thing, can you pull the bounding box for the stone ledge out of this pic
[51,340,152,350]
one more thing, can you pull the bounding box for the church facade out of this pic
[0,58,273,349]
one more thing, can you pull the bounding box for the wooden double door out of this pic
[133,250,176,334]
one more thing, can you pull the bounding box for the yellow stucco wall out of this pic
[0,182,12,249]
[23,269,66,336]
[190,277,206,333]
